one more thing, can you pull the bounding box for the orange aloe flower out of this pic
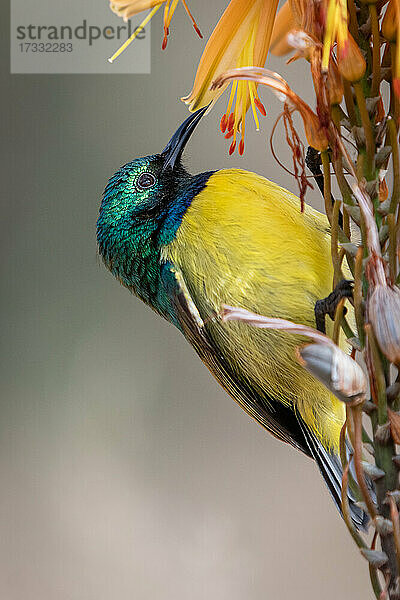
[272,0,361,81]
[382,0,400,97]
[270,1,345,104]
[108,0,202,63]
[321,0,348,71]
[270,0,326,56]
[211,67,329,152]
[270,1,300,56]
[182,0,279,155]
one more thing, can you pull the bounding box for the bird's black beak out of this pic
[161,105,209,171]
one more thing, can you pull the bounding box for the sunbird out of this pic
[97,107,367,529]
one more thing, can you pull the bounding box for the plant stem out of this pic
[321,150,333,224]
[369,4,381,98]
[354,82,375,178]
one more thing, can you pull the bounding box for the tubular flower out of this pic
[270,1,299,56]
[211,67,329,151]
[322,0,349,71]
[273,0,356,80]
[382,0,396,42]
[270,2,344,104]
[182,0,279,155]
[108,0,202,63]
[271,0,328,55]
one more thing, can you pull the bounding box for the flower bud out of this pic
[337,34,366,82]
[360,549,388,568]
[368,284,400,365]
[297,343,367,404]
[382,0,397,42]
[303,114,329,151]
[374,516,393,536]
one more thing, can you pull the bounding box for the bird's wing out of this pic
[160,262,311,456]
[163,169,345,453]
[161,263,371,530]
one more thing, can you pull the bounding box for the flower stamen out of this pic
[108,0,201,61]
[249,82,260,131]
[181,0,203,39]
[108,4,162,63]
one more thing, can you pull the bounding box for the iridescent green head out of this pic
[97,107,213,313]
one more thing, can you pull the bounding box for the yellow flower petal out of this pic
[322,0,349,72]
[182,0,278,154]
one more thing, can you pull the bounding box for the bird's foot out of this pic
[314,280,354,334]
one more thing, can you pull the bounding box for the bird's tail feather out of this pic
[297,417,371,531]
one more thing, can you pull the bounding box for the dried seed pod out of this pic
[375,422,392,445]
[362,461,385,480]
[347,336,362,351]
[363,400,377,415]
[384,491,400,505]
[297,344,367,404]
[365,179,379,200]
[378,197,392,215]
[340,243,360,258]
[374,516,394,536]
[360,548,388,568]
[375,146,392,169]
[366,96,380,117]
[345,205,361,223]
[352,126,366,147]
[387,382,400,403]
[379,225,389,243]
[369,285,400,365]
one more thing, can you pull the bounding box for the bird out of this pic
[97,106,368,529]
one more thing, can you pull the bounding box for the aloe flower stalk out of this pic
[108,0,400,596]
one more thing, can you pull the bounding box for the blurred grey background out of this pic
[2,1,371,598]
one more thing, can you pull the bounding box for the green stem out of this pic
[347,0,359,44]
[321,150,333,224]
[352,405,378,519]
[367,324,388,424]
[354,82,375,178]
[331,199,344,286]
[343,79,358,127]
[369,4,381,98]
[354,247,365,348]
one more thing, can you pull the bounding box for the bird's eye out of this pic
[137,172,156,190]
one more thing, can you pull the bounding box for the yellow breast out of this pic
[164,169,345,449]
